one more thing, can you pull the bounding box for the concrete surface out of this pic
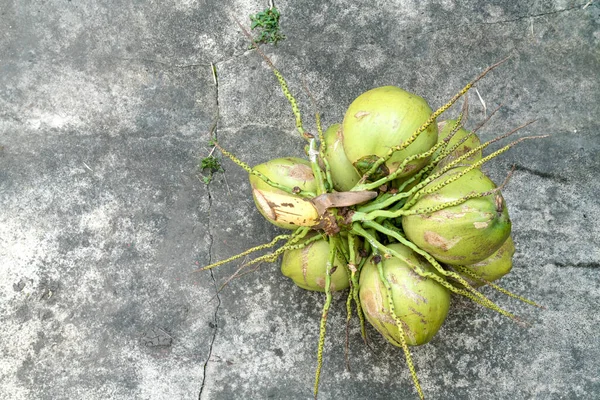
[1,1,599,399]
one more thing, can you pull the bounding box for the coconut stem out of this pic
[376,115,525,204]
[231,229,319,270]
[309,137,328,196]
[236,17,331,197]
[214,141,316,198]
[435,103,469,157]
[428,117,476,171]
[352,110,468,192]
[352,222,518,321]
[403,131,545,210]
[372,247,425,400]
[273,68,309,140]
[399,168,516,217]
[314,112,334,191]
[344,280,353,371]
[234,17,311,143]
[387,121,537,212]
[394,107,489,195]
[195,233,292,272]
[453,265,544,309]
[353,182,506,222]
[348,233,368,344]
[354,257,369,345]
[314,238,336,399]
[302,78,334,192]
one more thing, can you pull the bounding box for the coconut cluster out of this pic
[207,80,539,399]
[250,86,514,347]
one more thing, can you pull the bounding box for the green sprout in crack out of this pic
[249,4,285,46]
[200,152,223,185]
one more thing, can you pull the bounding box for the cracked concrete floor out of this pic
[1,1,599,399]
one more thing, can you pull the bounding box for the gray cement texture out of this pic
[1,1,599,399]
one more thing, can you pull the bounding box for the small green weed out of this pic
[249,5,285,46]
[200,150,223,185]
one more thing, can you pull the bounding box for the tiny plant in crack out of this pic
[200,141,223,185]
[249,2,285,46]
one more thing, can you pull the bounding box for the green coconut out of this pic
[402,167,511,265]
[359,243,450,346]
[458,236,515,287]
[434,119,482,167]
[323,123,361,191]
[281,234,351,292]
[249,157,320,229]
[342,86,438,179]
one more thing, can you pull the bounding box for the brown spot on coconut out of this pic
[316,276,326,290]
[427,209,468,222]
[336,124,343,139]
[301,245,310,286]
[401,284,429,305]
[408,306,427,319]
[360,290,379,317]
[443,210,467,219]
[402,163,418,174]
[424,231,461,251]
[288,163,314,181]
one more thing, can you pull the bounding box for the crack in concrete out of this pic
[476,4,587,26]
[420,4,587,35]
[198,62,222,400]
[198,254,221,400]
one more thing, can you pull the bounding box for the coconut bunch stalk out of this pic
[197,17,547,400]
